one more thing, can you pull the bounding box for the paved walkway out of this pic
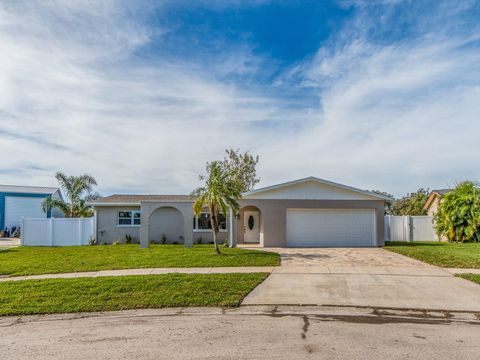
[243,248,480,312]
[0,267,275,282]
[0,238,20,247]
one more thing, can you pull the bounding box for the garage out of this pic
[286,208,376,247]
[5,196,46,229]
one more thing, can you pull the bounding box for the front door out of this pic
[243,211,260,243]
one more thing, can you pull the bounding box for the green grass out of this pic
[385,241,480,268]
[0,273,268,316]
[0,245,280,277]
[457,273,480,285]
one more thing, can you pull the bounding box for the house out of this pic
[0,185,63,232]
[89,177,392,247]
[423,189,450,216]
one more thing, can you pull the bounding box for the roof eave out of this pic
[88,202,141,207]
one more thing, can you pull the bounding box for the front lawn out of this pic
[457,273,480,285]
[385,241,480,268]
[0,273,267,316]
[0,245,280,277]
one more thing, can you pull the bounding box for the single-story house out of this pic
[423,189,450,216]
[0,185,63,232]
[90,177,391,248]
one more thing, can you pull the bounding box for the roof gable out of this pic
[243,177,391,201]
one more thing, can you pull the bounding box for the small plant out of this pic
[112,239,120,246]
[172,241,178,245]
[125,234,133,244]
[150,239,156,245]
[196,236,203,245]
[88,236,97,245]
[161,234,167,245]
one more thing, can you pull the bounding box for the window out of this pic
[193,212,227,231]
[118,211,141,226]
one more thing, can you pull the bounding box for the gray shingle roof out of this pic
[90,194,194,204]
[432,189,451,195]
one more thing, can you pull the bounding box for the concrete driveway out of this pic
[0,238,20,248]
[243,248,480,311]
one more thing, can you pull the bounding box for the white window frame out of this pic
[193,212,227,232]
[117,210,141,227]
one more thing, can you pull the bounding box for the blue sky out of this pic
[0,0,479,197]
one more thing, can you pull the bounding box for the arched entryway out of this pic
[149,206,184,244]
[238,205,262,245]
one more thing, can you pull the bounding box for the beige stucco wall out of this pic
[236,199,385,247]
[96,206,140,244]
[427,197,439,217]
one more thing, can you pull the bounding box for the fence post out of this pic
[78,219,83,245]
[49,218,54,246]
[407,216,412,242]
[21,217,25,246]
[388,215,392,242]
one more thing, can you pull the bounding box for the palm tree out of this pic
[42,172,98,218]
[192,161,242,254]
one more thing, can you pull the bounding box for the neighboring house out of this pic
[0,185,63,231]
[89,177,391,248]
[423,189,451,216]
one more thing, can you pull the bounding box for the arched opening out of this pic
[148,206,184,244]
[237,205,262,245]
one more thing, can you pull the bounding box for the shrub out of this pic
[161,234,166,245]
[125,234,133,244]
[112,239,120,246]
[435,181,480,242]
[88,236,97,245]
[196,236,203,245]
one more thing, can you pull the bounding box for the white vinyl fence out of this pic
[384,215,437,242]
[21,217,94,246]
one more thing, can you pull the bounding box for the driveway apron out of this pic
[242,248,480,311]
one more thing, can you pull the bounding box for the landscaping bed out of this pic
[385,241,480,268]
[0,273,268,316]
[0,245,280,277]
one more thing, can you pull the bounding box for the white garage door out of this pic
[286,209,375,247]
[5,196,46,228]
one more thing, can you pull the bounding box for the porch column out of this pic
[228,207,236,247]
[183,209,193,248]
[140,202,150,248]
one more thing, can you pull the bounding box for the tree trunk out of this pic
[210,205,221,254]
[213,230,220,254]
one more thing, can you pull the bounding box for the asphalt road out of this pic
[1,306,480,359]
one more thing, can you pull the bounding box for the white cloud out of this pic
[0,0,479,197]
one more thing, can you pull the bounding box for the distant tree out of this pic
[219,149,260,192]
[391,188,429,216]
[370,190,395,215]
[435,181,480,243]
[42,172,99,217]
